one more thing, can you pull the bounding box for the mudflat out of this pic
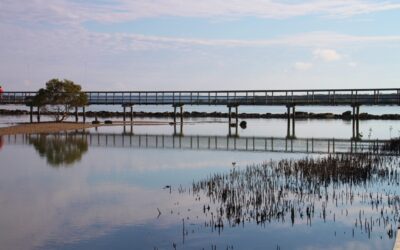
[0,122,99,136]
[0,120,176,136]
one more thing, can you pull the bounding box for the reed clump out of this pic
[190,153,400,240]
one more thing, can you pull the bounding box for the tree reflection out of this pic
[29,134,88,167]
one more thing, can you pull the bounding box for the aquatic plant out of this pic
[189,153,400,240]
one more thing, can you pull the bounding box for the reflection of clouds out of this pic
[0,145,241,249]
[304,241,374,250]
[2,142,395,249]
[86,147,296,172]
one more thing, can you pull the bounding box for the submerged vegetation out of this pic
[381,137,400,155]
[187,152,400,242]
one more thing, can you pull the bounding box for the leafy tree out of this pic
[32,79,88,122]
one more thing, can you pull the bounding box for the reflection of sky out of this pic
[2,104,400,114]
[2,106,400,138]
[0,134,398,249]
[93,118,400,139]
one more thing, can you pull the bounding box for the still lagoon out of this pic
[0,113,399,250]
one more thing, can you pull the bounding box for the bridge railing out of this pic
[1,88,399,106]
[86,88,400,105]
[0,92,36,104]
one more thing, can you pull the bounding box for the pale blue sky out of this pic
[1,0,400,91]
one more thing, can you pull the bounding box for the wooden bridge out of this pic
[1,88,399,139]
[1,88,399,106]
[3,133,392,155]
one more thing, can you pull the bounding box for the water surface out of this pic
[0,116,399,249]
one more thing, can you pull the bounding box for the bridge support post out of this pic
[352,105,361,140]
[352,105,356,139]
[292,105,296,138]
[227,105,239,137]
[180,106,184,135]
[286,105,291,138]
[29,106,33,123]
[180,106,183,125]
[235,106,239,136]
[228,106,232,136]
[228,106,232,126]
[75,106,78,123]
[37,106,40,123]
[173,106,177,124]
[123,106,126,123]
[130,106,134,123]
[172,104,184,136]
[83,106,86,123]
[356,105,360,139]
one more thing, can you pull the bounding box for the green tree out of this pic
[32,79,88,122]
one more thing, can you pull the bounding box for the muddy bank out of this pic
[1,109,400,120]
[0,122,99,136]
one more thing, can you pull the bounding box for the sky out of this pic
[1,0,400,91]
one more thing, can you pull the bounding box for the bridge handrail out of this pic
[1,88,400,94]
[1,88,399,106]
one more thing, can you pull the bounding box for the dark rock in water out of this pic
[104,120,113,124]
[92,120,100,124]
[240,121,247,129]
[311,113,335,119]
[294,111,308,118]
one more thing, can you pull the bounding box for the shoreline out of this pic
[0,120,178,136]
[1,109,400,120]
[0,122,99,136]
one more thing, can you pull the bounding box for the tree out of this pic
[32,79,88,122]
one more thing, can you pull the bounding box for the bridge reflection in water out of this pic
[4,133,391,155]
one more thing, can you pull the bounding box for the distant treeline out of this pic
[1,109,400,120]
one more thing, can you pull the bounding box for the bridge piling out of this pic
[287,106,290,137]
[75,107,78,123]
[356,105,360,138]
[83,106,86,123]
[123,106,126,123]
[292,106,296,138]
[180,106,183,125]
[29,106,33,123]
[351,105,361,140]
[352,105,356,139]
[37,106,40,123]
[130,106,134,123]
[173,106,177,124]
[228,105,239,137]
[228,106,232,126]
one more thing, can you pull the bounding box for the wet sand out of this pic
[0,122,100,136]
[0,121,174,136]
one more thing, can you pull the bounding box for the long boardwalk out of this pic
[4,133,391,155]
[1,88,399,106]
[1,88,399,139]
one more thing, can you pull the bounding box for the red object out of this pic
[0,87,3,94]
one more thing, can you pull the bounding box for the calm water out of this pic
[1,114,400,250]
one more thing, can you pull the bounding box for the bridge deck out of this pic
[1,88,399,106]
[5,133,391,155]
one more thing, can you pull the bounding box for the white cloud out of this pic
[313,48,342,62]
[294,62,313,71]
[2,0,400,27]
[348,62,358,67]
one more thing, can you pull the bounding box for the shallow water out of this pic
[0,115,400,250]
